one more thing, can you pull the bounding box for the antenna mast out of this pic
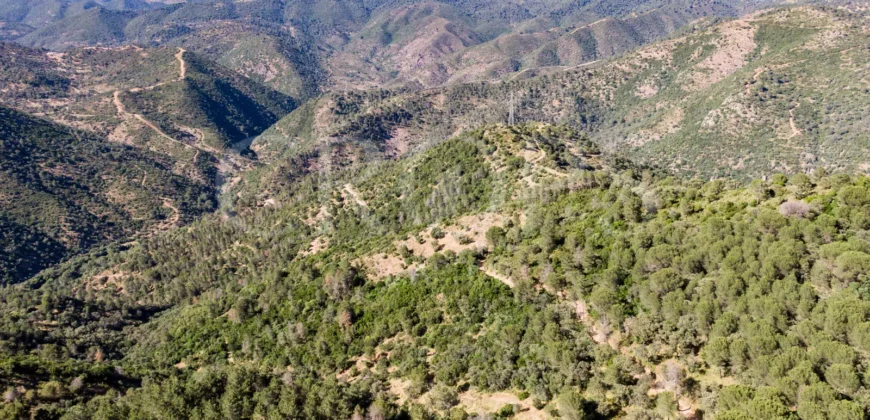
[509,92,515,126]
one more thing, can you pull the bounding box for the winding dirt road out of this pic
[111,48,206,159]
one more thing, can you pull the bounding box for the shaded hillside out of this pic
[3,124,870,419]
[0,21,33,41]
[0,42,294,283]
[0,105,214,285]
[256,6,870,180]
[120,50,296,151]
[0,124,612,416]
[0,43,295,184]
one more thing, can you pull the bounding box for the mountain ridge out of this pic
[250,5,869,188]
[4,0,817,97]
[3,1,870,419]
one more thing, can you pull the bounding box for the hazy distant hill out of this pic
[18,7,137,50]
[329,0,746,89]
[256,6,870,182]
[4,0,812,97]
[0,0,161,28]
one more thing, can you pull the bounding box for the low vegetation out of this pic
[2,2,870,419]
[2,125,870,419]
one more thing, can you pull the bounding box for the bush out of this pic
[430,384,459,410]
[431,227,446,239]
[37,381,65,400]
[497,404,515,418]
[779,200,811,218]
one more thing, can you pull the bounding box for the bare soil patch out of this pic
[686,20,756,91]
[399,213,508,258]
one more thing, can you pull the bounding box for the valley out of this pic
[0,1,870,419]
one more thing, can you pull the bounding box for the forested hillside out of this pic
[3,1,870,419]
[0,42,295,179]
[0,42,294,284]
[1,124,870,419]
[0,105,214,285]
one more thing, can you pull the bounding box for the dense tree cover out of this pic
[0,42,306,285]
[3,125,870,419]
[0,3,866,419]
[0,105,215,284]
[0,43,69,97]
[483,168,870,418]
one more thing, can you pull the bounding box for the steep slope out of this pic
[0,0,162,28]
[0,124,609,416]
[258,6,870,180]
[17,7,137,50]
[125,13,325,100]
[331,2,485,88]
[9,1,332,100]
[0,43,296,185]
[4,124,870,419]
[593,5,870,177]
[0,21,33,40]
[0,105,214,285]
[339,0,740,88]
[0,42,294,283]
[118,49,296,151]
[3,0,808,97]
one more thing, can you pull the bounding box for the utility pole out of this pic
[509,92,515,126]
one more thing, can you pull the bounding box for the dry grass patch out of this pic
[684,20,756,91]
[86,269,130,295]
[458,388,549,419]
[357,253,421,280]
[399,213,509,258]
[300,236,330,256]
[627,107,684,147]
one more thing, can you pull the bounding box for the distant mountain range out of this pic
[2,0,818,98]
[251,5,870,185]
